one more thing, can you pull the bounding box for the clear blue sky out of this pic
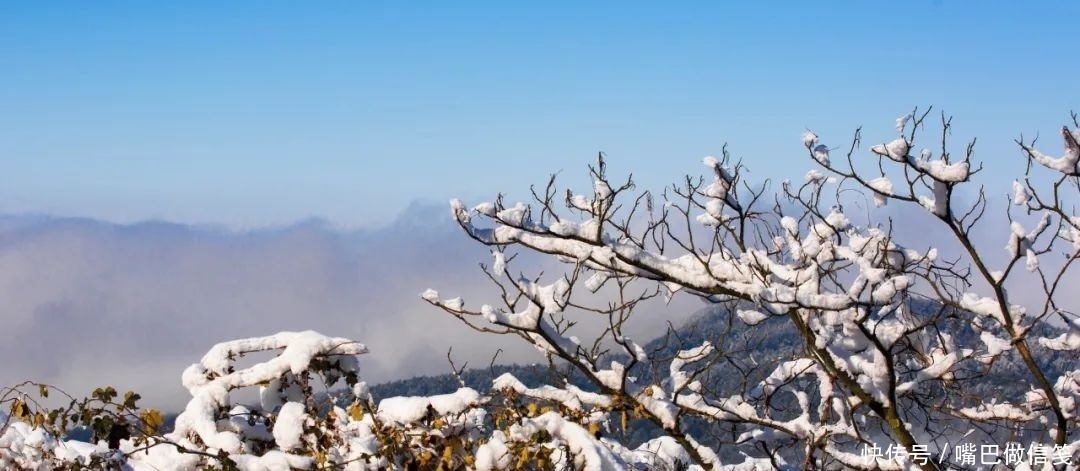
[2,1,1077,228]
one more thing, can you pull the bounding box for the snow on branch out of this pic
[1020,126,1080,175]
[425,111,1080,470]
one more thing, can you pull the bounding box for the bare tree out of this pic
[424,110,1080,470]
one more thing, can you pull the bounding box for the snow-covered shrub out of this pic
[2,330,698,470]
[1,380,163,470]
[2,330,373,470]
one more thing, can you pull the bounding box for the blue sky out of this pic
[2,1,1077,228]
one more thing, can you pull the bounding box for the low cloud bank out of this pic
[0,202,559,410]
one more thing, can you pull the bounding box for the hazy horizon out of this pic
[0,199,708,411]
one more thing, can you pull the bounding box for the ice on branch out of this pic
[493,373,612,410]
[1006,214,1050,265]
[871,138,910,162]
[474,201,497,217]
[736,308,769,326]
[979,331,1012,362]
[754,359,818,398]
[569,193,592,212]
[594,179,613,201]
[702,156,741,214]
[376,388,482,424]
[1040,317,1080,351]
[895,113,912,134]
[668,342,714,393]
[420,288,440,303]
[955,402,1034,422]
[918,180,949,217]
[491,250,506,274]
[629,437,696,471]
[1058,216,1080,254]
[867,177,893,207]
[1012,180,1030,206]
[916,158,970,183]
[812,144,830,166]
[867,128,970,184]
[1021,126,1080,175]
[496,202,530,226]
[584,272,609,293]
